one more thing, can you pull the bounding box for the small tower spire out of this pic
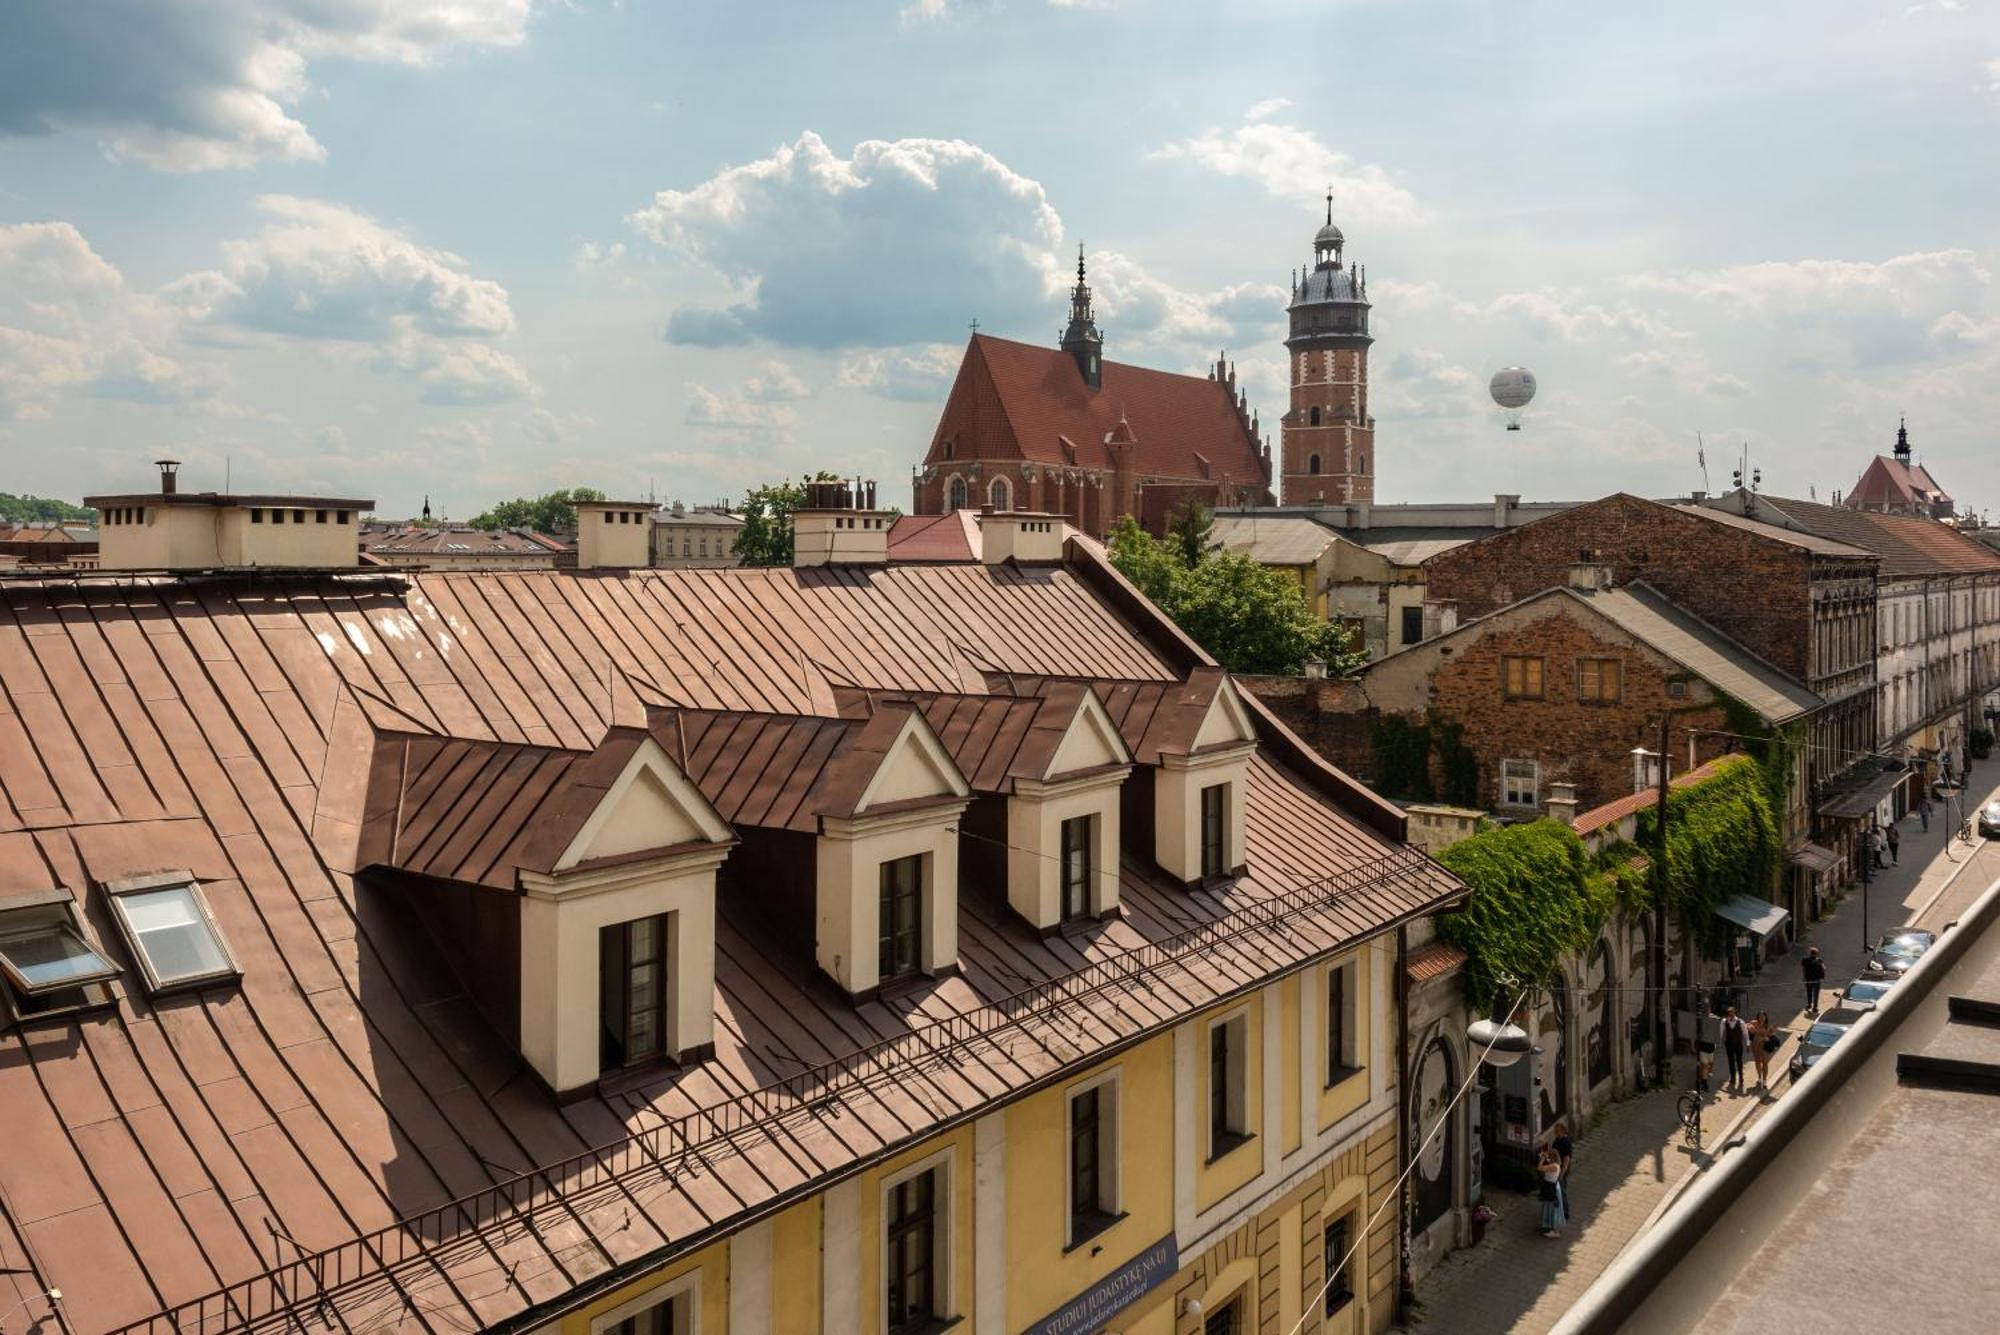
[1894,416,1912,464]
[1060,242,1104,389]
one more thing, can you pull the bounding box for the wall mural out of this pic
[1586,938,1614,1089]
[1537,984,1569,1130]
[1411,1036,1458,1234]
[1628,919,1654,1056]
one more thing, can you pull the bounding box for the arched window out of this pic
[1309,405,1322,427]
[1308,454,1321,475]
[989,476,1012,510]
[947,476,968,510]
[1357,453,1366,474]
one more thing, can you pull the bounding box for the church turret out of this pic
[1060,244,1104,390]
[1894,416,1912,465]
[1279,193,1376,506]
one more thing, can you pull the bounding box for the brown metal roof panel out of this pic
[725,717,823,830]
[21,1203,160,1333]
[420,747,559,885]
[708,715,794,822]
[0,1049,103,1224]
[67,1116,225,1307]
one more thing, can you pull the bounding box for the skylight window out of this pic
[104,872,239,993]
[0,918,120,996]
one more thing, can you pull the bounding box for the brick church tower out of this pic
[1280,197,1374,505]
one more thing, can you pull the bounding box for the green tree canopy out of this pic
[733,473,840,567]
[1165,498,1215,567]
[467,488,607,533]
[1106,514,1364,676]
[1,493,93,525]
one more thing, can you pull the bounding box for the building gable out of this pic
[554,737,732,870]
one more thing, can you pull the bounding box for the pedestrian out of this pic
[1921,796,1932,833]
[1552,1120,1575,1222]
[1872,826,1888,869]
[1802,946,1826,1016]
[1749,1010,1776,1092]
[1538,1148,1563,1237]
[1720,1006,1749,1092]
[1888,823,1900,864]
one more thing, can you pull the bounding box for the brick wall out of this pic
[1419,609,1732,812]
[1422,494,1815,680]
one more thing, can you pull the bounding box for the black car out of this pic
[1788,1007,1867,1079]
[1865,928,1937,978]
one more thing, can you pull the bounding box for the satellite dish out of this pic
[1490,367,1537,430]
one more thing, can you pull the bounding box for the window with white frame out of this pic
[103,872,239,994]
[1066,1070,1121,1245]
[1501,759,1540,808]
[883,1154,951,1334]
[590,1273,697,1335]
[1207,1010,1251,1161]
[1326,957,1362,1085]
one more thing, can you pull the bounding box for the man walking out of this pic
[1921,796,1932,833]
[1720,1006,1750,1093]
[1888,823,1901,865]
[1802,946,1826,1017]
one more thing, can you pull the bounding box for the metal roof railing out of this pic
[108,846,1450,1334]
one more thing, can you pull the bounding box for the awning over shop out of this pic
[1714,892,1791,939]
[1816,764,1910,820]
[1787,841,1841,874]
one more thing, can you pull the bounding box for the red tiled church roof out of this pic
[927,334,1268,487]
[1846,454,1951,510]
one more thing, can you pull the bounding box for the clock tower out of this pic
[1280,196,1375,506]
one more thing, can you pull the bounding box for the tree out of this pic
[1166,498,1215,567]
[1106,515,1364,676]
[733,473,840,567]
[468,488,607,533]
[0,493,92,525]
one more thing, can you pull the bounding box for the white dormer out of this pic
[1153,674,1257,885]
[815,708,972,996]
[515,735,736,1096]
[1006,689,1133,930]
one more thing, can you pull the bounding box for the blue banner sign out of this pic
[1024,1232,1179,1335]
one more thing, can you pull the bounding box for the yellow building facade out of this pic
[535,942,1401,1335]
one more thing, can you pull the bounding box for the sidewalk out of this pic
[1402,755,2000,1334]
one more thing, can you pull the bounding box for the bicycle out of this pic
[1675,1093,1703,1150]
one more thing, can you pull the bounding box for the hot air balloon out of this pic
[1490,367,1537,430]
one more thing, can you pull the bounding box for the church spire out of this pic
[1060,242,1104,389]
[1894,416,1912,464]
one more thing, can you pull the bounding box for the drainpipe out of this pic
[1395,921,1415,1318]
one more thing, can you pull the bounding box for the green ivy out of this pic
[1635,754,1782,958]
[1431,715,1480,807]
[1369,716,1434,801]
[1434,820,1613,1011]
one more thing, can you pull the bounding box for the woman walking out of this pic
[1749,1011,1776,1092]
[1538,1147,1564,1238]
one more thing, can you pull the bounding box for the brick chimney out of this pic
[1545,781,1579,826]
[792,478,889,567]
[1566,551,1614,591]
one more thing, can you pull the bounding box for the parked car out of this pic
[1788,1007,1866,1079]
[1979,801,2000,839]
[1839,977,1897,1012]
[1864,928,1937,978]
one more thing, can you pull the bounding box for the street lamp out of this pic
[1467,1016,1533,1068]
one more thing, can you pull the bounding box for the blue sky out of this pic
[2,0,1996,520]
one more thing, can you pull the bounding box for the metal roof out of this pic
[0,556,1456,1333]
[1211,514,1340,566]
[1569,583,1823,724]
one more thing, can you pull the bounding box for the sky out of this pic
[2,0,1996,521]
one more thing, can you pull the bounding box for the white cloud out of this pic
[1243,97,1292,122]
[632,131,1064,349]
[744,359,811,402]
[685,383,801,430]
[835,343,962,401]
[0,221,211,418]
[0,1,533,171]
[176,195,515,341]
[1150,114,1430,225]
[172,196,532,402]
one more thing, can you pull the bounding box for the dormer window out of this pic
[1059,815,1094,921]
[1200,784,1229,880]
[879,855,924,982]
[103,872,239,994]
[1000,687,1131,931]
[599,915,668,1069]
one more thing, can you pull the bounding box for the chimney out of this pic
[573,499,655,570]
[976,507,1063,565]
[792,478,890,567]
[156,459,181,496]
[1493,493,1520,528]
[1302,656,1327,680]
[1566,555,1613,591]
[1545,781,1579,826]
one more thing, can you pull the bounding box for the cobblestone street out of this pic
[1402,757,2000,1334]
